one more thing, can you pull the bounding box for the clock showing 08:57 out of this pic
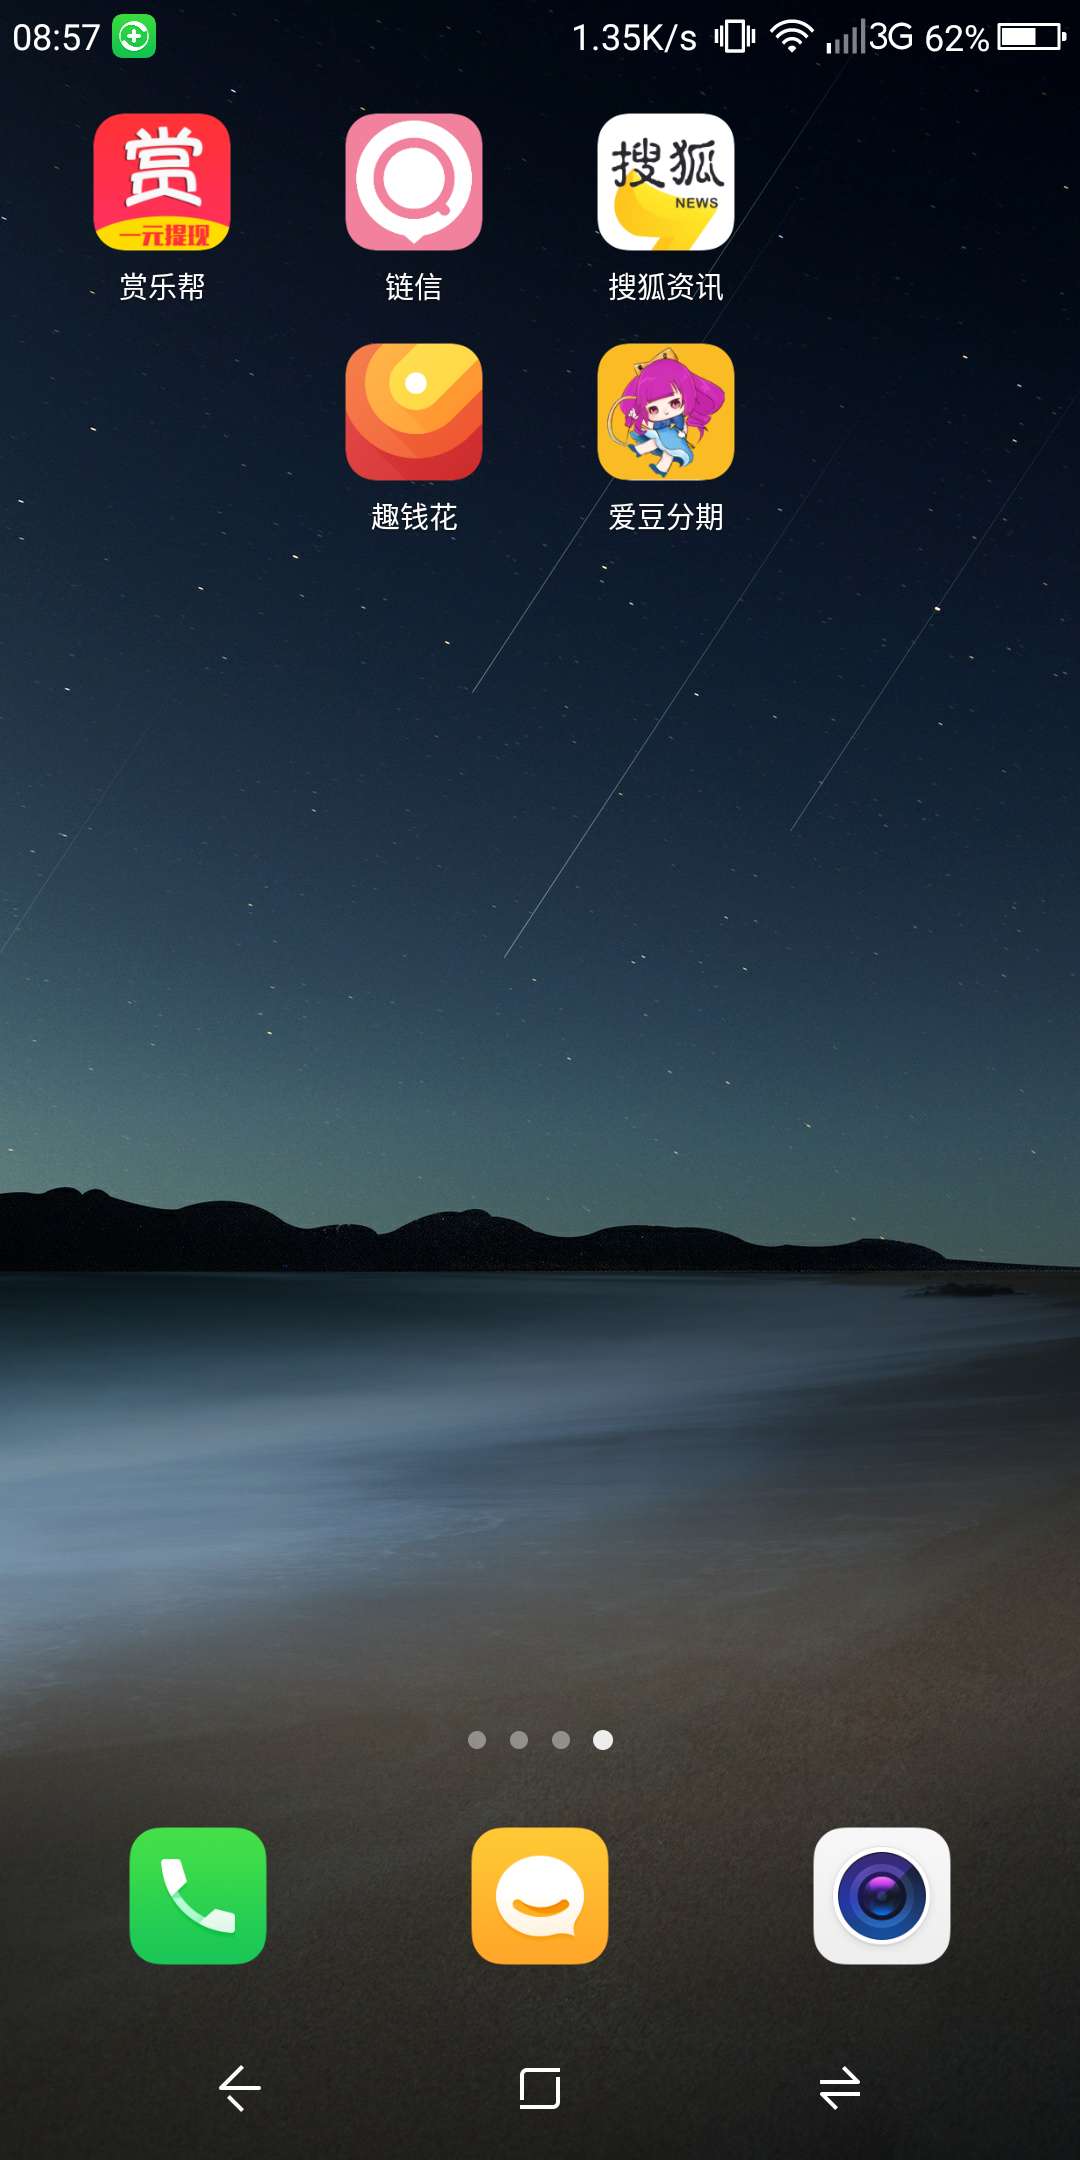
[12,18,158,55]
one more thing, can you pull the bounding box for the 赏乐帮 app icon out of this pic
[345,343,483,481]
[471,1827,609,1966]
[597,342,735,481]
[813,1826,951,1966]
[597,114,734,251]
[94,113,230,251]
[129,1826,266,1964]
[346,115,482,250]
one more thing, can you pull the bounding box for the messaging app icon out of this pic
[597,114,734,251]
[471,1828,608,1966]
[346,114,482,250]
[129,1826,266,1964]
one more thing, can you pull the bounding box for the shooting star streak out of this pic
[470,215,790,697]
[701,59,849,283]
[471,480,612,695]
[788,392,1076,833]
[0,721,154,960]
[502,432,852,959]
[471,67,849,696]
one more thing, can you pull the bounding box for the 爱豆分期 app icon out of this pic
[471,1827,608,1966]
[597,343,735,481]
[345,344,483,481]
[129,1826,266,1964]
[597,114,734,251]
[813,1826,951,1965]
[94,113,230,251]
[346,115,482,250]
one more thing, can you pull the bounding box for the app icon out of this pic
[346,115,482,250]
[471,1828,608,1966]
[813,1826,951,1965]
[597,114,734,251]
[112,13,156,56]
[597,342,735,481]
[129,1826,267,1964]
[345,343,482,481]
[94,113,230,251]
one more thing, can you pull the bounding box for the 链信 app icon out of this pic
[130,1826,267,1964]
[597,114,734,251]
[471,1827,608,1966]
[346,343,482,481]
[94,113,230,251]
[598,342,734,481]
[346,115,482,250]
[813,1826,951,1965]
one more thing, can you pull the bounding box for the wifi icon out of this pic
[770,18,815,48]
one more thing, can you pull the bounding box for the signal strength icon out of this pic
[770,18,815,49]
[826,17,868,50]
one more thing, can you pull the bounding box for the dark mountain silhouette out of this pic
[0,1186,982,1274]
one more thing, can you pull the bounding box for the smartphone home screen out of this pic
[2,7,1077,2156]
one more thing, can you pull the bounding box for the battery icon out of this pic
[996,22,1067,47]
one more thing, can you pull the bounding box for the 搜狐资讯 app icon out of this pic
[346,115,482,250]
[471,1827,609,1966]
[597,114,734,251]
[345,344,483,481]
[129,1826,266,1964]
[597,342,735,481]
[94,113,230,251]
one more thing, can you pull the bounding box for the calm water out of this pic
[1,1273,1077,1692]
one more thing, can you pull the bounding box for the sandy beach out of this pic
[2,1278,1078,2157]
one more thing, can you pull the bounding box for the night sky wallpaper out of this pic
[4,16,1080,2160]
[2,14,1076,1256]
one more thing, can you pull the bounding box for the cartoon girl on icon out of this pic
[607,348,725,476]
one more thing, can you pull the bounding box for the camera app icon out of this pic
[813,1826,951,1965]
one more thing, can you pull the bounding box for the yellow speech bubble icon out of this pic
[613,173,718,251]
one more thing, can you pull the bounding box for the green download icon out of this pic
[130,1827,267,1964]
[112,14,157,57]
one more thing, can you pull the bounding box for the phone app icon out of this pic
[597,342,735,482]
[93,113,230,252]
[597,114,734,251]
[346,343,482,481]
[129,1826,267,1964]
[813,1826,951,1966]
[112,13,156,56]
[471,1827,609,1966]
[346,115,482,250]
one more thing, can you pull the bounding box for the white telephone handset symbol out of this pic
[160,1856,237,1935]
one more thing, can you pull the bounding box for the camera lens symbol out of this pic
[835,1850,927,1944]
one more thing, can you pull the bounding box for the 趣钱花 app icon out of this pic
[597,114,734,251]
[471,1827,609,1966]
[129,1826,267,1964]
[346,115,482,250]
[94,113,230,251]
[345,344,483,481]
[813,1827,951,1965]
[597,343,735,481]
